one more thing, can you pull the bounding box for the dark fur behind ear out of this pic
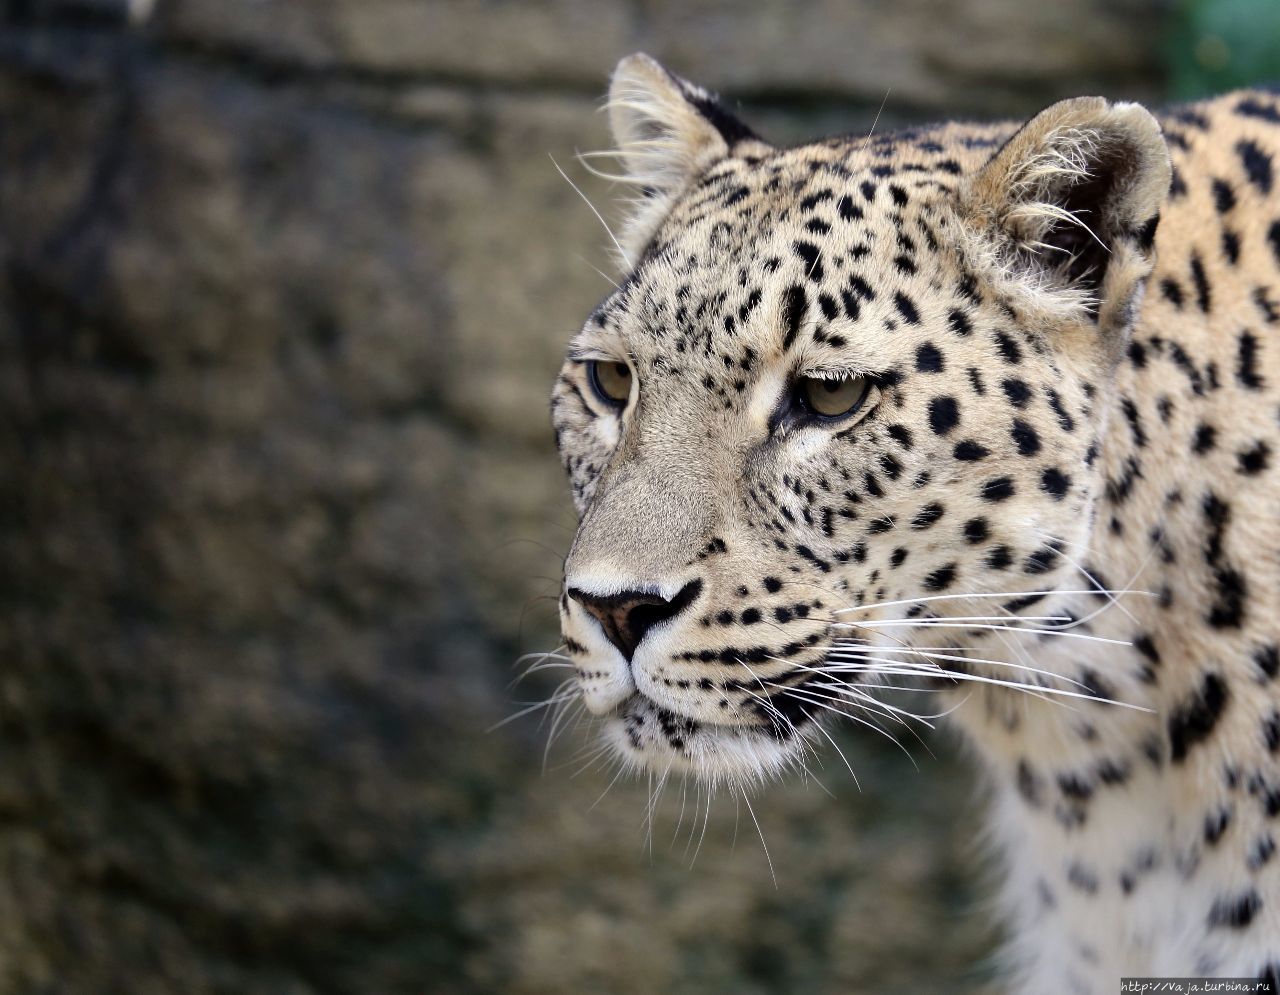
[960,97,1171,331]
[599,54,768,265]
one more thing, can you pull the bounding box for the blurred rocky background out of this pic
[0,1,1273,992]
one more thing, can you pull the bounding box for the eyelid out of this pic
[798,367,878,382]
[568,350,629,364]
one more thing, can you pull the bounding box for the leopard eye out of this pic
[796,374,870,420]
[587,359,632,408]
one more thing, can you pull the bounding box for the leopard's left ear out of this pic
[959,97,1171,334]
[604,53,766,264]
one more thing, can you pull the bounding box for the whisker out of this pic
[549,153,631,267]
[838,620,1133,645]
[833,588,1154,616]
[739,785,777,890]
[831,643,1094,690]
[820,659,1152,711]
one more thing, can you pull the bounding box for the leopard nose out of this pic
[568,579,703,660]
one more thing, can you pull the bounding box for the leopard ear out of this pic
[959,97,1171,333]
[602,53,764,264]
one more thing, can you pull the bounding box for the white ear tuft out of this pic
[959,97,1171,331]
[589,54,764,265]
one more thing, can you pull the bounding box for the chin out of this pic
[602,692,815,787]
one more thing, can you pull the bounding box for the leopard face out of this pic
[550,54,1169,784]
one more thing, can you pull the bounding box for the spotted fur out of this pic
[550,54,1280,991]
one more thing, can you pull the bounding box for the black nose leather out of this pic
[568,580,702,660]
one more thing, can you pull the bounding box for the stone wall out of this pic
[0,1,1165,992]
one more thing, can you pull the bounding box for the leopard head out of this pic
[550,54,1171,784]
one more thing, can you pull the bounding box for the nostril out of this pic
[568,579,702,660]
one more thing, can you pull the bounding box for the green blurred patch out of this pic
[1168,0,1280,98]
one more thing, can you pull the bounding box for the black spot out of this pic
[1264,712,1280,753]
[980,477,1015,502]
[953,440,989,461]
[1190,252,1212,312]
[1010,419,1040,456]
[894,291,920,325]
[1127,340,1147,368]
[1239,138,1277,195]
[1204,806,1232,845]
[994,331,1022,364]
[890,547,908,567]
[1237,95,1280,122]
[781,285,807,351]
[887,424,914,449]
[1045,388,1076,432]
[1222,229,1240,265]
[763,576,782,593]
[1192,422,1217,454]
[889,184,908,207]
[1255,286,1279,323]
[879,453,903,480]
[1040,467,1070,500]
[741,607,762,625]
[1208,566,1247,628]
[911,502,945,530]
[1250,834,1277,871]
[1058,773,1093,800]
[794,241,824,282]
[1169,672,1230,763]
[866,515,895,535]
[985,545,1013,569]
[1024,546,1059,575]
[1238,440,1271,475]
[1134,633,1161,667]
[1001,378,1031,408]
[1237,331,1264,389]
[915,342,944,373]
[1067,862,1099,894]
[800,189,833,211]
[836,194,863,220]
[1017,759,1043,807]
[1212,178,1236,213]
[963,518,989,544]
[817,292,839,321]
[1120,397,1147,448]
[928,396,960,435]
[773,606,793,623]
[922,563,957,592]
[1255,644,1280,681]
[1207,888,1262,930]
[947,309,972,337]
[966,367,986,395]
[1160,278,1184,308]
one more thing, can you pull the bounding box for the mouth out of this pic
[601,684,821,784]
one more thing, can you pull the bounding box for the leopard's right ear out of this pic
[601,53,766,265]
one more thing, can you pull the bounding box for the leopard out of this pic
[548,52,1280,992]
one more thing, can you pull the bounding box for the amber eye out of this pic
[796,374,870,420]
[586,360,632,407]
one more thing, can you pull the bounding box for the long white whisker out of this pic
[549,153,631,267]
[838,620,1132,645]
[833,589,1154,616]
[832,643,1093,689]
[739,785,777,889]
